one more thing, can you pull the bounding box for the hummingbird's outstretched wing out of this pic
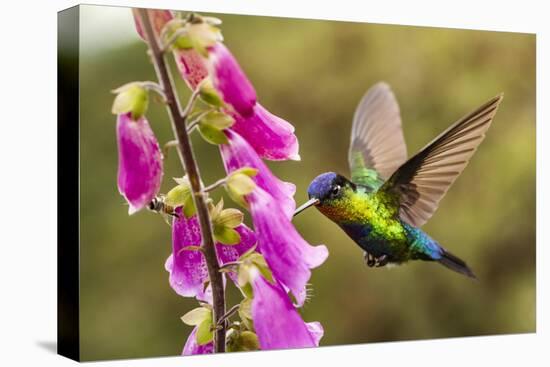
[348,82,407,190]
[380,93,503,228]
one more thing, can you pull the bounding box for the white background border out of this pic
[0,0,546,366]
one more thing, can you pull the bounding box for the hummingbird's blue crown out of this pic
[307,172,339,200]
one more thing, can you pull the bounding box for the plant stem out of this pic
[203,177,227,193]
[138,9,226,353]
[216,304,240,326]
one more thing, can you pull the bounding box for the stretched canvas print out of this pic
[58,4,536,362]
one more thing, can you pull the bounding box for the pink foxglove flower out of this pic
[174,49,209,90]
[165,208,257,298]
[220,129,296,219]
[247,187,328,306]
[229,104,300,161]
[250,269,324,349]
[116,113,163,214]
[207,43,257,117]
[132,9,173,41]
[171,37,300,161]
[182,326,214,356]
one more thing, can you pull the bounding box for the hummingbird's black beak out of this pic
[293,198,320,217]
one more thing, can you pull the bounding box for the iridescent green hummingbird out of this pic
[295,82,503,278]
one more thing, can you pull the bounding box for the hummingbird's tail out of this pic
[438,249,477,279]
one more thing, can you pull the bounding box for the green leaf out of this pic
[227,173,256,196]
[181,307,210,326]
[214,226,241,245]
[215,208,243,228]
[111,83,149,119]
[198,124,229,145]
[165,184,191,207]
[196,315,214,345]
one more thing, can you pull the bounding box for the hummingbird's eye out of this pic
[331,185,341,196]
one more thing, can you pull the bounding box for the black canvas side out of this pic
[57,5,80,362]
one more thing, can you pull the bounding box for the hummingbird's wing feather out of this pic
[348,82,408,189]
[380,93,503,228]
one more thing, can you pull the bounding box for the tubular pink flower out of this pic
[132,9,173,41]
[165,213,207,298]
[168,33,301,161]
[207,43,257,117]
[116,113,163,214]
[174,49,209,90]
[250,270,324,350]
[182,326,214,356]
[166,208,256,298]
[220,129,296,219]
[230,104,300,161]
[247,187,328,306]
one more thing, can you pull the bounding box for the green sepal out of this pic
[231,167,259,178]
[111,83,149,120]
[237,298,255,332]
[201,111,235,130]
[237,265,250,288]
[199,79,224,107]
[225,172,256,208]
[183,195,197,218]
[213,226,241,245]
[239,331,259,351]
[238,298,252,321]
[181,307,210,326]
[202,16,222,26]
[215,208,243,228]
[226,329,259,352]
[195,313,214,345]
[209,198,224,219]
[198,124,229,145]
[165,177,196,218]
[226,173,256,196]
[226,188,248,209]
[249,253,274,284]
[239,282,254,300]
[165,183,190,207]
[189,23,223,57]
[177,245,202,253]
[173,34,193,50]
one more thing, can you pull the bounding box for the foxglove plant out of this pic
[113,8,328,354]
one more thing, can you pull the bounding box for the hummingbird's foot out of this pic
[364,252,376,267]
[374,254,389,267]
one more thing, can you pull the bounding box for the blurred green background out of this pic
[77,5,535,361]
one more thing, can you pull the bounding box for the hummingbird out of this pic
[294,82,503,278]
